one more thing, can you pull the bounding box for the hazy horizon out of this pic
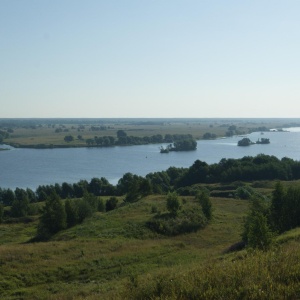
[1,1,300,118]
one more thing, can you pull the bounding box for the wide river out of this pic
[1,128,300,190]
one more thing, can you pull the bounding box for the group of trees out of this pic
[160,138,197,153]
[243,181,300,250]
[238,137,270,146]
[85,132,195,147]
[0,129,10,143]
[36,192,112,240]
[147,191,212,236]
[2,154,300,211]
[174,155,300,186]
[0,175,150,212]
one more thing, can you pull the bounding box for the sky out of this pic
[1,0,300,118]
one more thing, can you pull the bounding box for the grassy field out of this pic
[1,185,300,299]
[1,118,296,147]
[0,195,249,299]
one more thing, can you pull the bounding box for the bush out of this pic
[147,207,207,236]
[235,186,254,200]
[166,192,181,216]
[106,196,118,212]
[196,191,212,220]
[97,198,106,212]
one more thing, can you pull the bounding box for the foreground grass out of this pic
[1,194,300,299]
[0,196,247,299]
[123,239,300,300]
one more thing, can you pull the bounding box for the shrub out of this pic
[166,192,181,216]
[106,196,118,212]
[147,207,207,236]
[196,191,213,220]
[235,186,254,200]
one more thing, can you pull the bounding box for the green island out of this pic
[1,151,300,299]
[160,138,197,153]
[238,137,271,146]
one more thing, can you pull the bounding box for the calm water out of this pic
[1,129,300,190]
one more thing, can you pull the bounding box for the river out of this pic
[1,129,300,190]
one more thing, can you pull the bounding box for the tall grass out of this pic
[0,193,299,299]
[122,240,300,299]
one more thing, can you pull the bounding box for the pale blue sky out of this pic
[1,0,300,118]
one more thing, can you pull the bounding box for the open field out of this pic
[1,181,300,299]
[0,195,248,299]
[1,118,299,148]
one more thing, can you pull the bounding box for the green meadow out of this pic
[1,183,300,299]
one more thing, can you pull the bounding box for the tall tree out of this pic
[0,204,4,223]
[65,199,78,228]
[37,192,66,239]
[10,189,29,218]
[270,181,285,232]
[196,191,212,220]
[243,196,272,250]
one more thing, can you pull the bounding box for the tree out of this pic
[247,211,272,250]
[117,130,127,138]
[10,190,30,218]
[64,135,74,142]
[76,199,93,223]
[37,192,67,239]
[2,189,15,206]
[196,191,212,220]
[65,199,78,228]
[73,180,88,198]
[238,138,254,146]
[61,182,74,199]
[117,173,141,195]
[270,181,285,232]
[173,139,197,151]
[106,196,118,212]
[0,204,4,223]
[26,188,37,203]
[243,196,272,250]
[166,192,181,216]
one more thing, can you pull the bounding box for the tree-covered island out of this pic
[238,137,271,146]
[160,138,197,153]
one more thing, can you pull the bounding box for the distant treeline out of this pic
[86,132,194,147]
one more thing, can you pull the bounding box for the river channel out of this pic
[1,129,300,189]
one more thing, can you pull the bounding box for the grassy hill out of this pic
[0,192,300,299]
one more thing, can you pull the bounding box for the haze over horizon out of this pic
[1,1,300,118]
